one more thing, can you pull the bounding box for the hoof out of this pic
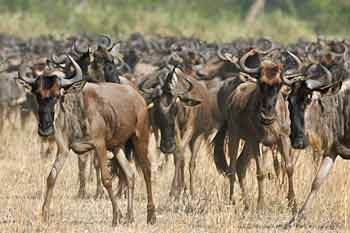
[77,191,88,199]
[42,209,50,223]
[256,199,265,212]
[112,209,123,227]
[126,214,135,224]
[147,208,156,225]
[94,189,104,200]
[288,199,298,215]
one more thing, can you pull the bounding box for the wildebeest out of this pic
[49,35,138,199]
[16,55,156,225]
[211,48,302,212]
[140,65,220,196]
[286,40,348,225]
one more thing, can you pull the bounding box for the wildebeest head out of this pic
[50,40,92,77]
[307,38,348,66]
[235,48,298,126]
[91,35,129,83]
[256,60,284,126]
[16,56,85,137]
[286,63,342,149]
[140,66,201,153]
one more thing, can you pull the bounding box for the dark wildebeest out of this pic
[286,41,348,225]
[211,48,303,212]
[16,55,156,225]
[140,66,220,196]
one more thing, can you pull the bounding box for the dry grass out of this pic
[0,112,349,233]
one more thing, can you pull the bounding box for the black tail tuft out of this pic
[211,123,229,175]
[124,139,133,161]
[109,157,122,178]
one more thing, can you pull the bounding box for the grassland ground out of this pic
[0,113,349,233]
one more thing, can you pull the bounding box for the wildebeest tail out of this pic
[110,139,134,177]
[212,123,229,175]
[124,138,133,161]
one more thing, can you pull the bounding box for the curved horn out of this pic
[330,43,348,58]
[287,51,303,71]
[255,37,275,54]
[18,65,36,84]
[281,73,305,86]
[73,40,89,54]
[59,55,83,87]
[239,72,257,83]
[99,34,114,50]
[139,78,157,95]
[50,54,68,65]
[115,61,132,73]
[320,64,332,83]
[217,46,227,60]
[239,49,260,74]
[158,75,165,87]
[305,65,333,90]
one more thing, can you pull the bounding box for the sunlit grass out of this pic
[0,1,345,43]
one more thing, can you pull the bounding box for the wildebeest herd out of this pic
[1,32,349,227]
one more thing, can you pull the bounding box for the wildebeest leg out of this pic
[77,154,88,199]
[170,149,184,197]
[312,149,322,173]
[154,129,167,171]
[113,148,135,223]
[288,154,336,226]
[252,142,267,210]
[131,135,156,224]
[228,133,239,205]
[42,149,69,222]
[189,136,203,197]
[237,143,253,210]
[88,153,95,182]
[278,136,297,214]
[170,125,185,198]
[116,167,127,199]
[93,154,104,199]
[95,140,121,226]
[271,145,281,179]
[179,126,194,194]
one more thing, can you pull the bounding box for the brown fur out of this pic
[213,64,297,212]
[39,82,156,226]
[260,62,283,86]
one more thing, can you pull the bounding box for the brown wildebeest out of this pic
[211,48,302,212]
[197,47,290,183]
[140,65,220,197]
[50,35,138,199]
[16,55,156,226]
[286,41,348,226]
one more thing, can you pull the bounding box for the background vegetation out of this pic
[0,0,349,43]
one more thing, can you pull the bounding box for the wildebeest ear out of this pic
[315,81,342,97]
[15,78,32,93]
[177,96,201,107]
[62,80,86,94]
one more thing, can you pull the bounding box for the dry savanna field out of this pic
[0,111,349,233]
